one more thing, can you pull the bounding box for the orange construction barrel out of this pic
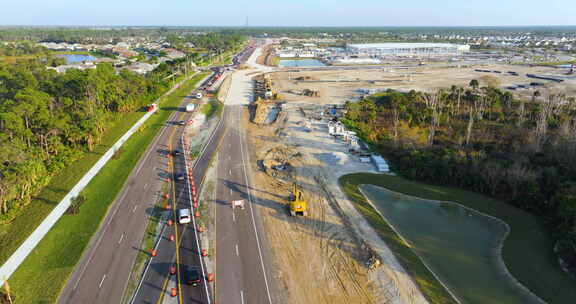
[167,219,173,226]
[169,234,175,242]
[201,249,208,257]
[170,288,177,297]
[197,225,204,233]
[195,211,200,218]
[170,266,176,275]
[207,273,214,282]
[151,249,157,257]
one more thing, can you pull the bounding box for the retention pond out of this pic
[360,184,542,304]
[278,59,325,67]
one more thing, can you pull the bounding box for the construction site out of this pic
[204,44,576,304]
[239,58,429,304]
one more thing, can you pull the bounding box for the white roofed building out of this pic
[347,43,470,57]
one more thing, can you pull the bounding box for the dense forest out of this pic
[342,84,576,273]
[0,59,181,223]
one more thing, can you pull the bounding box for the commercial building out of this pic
[346,43,470,57]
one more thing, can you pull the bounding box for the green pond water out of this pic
[360,184,541,304]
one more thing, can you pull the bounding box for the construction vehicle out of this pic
[288,183,308,216]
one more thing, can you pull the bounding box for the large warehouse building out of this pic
[346,43,470,57]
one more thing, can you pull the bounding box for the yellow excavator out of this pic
[289,183,308,216]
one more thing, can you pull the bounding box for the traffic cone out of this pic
[171,288,177,297]
[197,225,204,233]
[168,219,173,226]
[195,211,200,218]
[207,273,214,282]
[164,193,170,199]
[169,234,175,242]
[165,203,171,210]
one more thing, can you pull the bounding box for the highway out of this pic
[58,73,213,304]
[58,42,274,304]
[214,105,276,303]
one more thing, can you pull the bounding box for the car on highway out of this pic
[177,120,186,126]
[172,149,182,157]
[177,208,191,224]
[174,173,185,182]
[185,266,201,286]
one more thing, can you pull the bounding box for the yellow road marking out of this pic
[155,275,171,304]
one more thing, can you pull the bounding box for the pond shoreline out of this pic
[359,184,546,304]
[339,173,575,304]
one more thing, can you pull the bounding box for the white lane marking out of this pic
[241,290,245,304]
[229,169,232,176]
[238,109,273,304]
[236,244,239,256]
[132,205,137,213]
[134,123,169,175]
[230,189,233,195]
[73,190,127,290]
[118,233,124,244]
[232,209,236,222]
[179,136,212,304]
[99,274,107,288]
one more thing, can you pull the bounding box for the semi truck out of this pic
[185,103,195,112]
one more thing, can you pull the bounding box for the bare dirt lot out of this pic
[271,64,576,105]
[243,103,428,304]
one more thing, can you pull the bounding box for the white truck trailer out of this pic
[185,103,195,112]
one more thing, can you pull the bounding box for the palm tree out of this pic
[469,79,479,91]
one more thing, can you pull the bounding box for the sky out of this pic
[1,0,575,27]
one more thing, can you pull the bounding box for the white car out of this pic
[177,208,191,224]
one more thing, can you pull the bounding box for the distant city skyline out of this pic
[2,0,576,27]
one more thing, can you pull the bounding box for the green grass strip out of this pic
[339,173,576,304]
[6,72,209,304]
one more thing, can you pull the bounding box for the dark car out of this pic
[185,267,201,286]
[177,120,185,126]
[174,173,185,182]
[172,150,182,157]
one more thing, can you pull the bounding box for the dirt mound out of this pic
[261,145,301,177]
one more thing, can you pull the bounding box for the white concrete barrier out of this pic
[0,107,157,286]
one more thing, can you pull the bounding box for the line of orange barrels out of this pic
[150,151,213,298]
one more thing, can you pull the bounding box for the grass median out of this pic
[6,72,209,304]
[339,173,576,304]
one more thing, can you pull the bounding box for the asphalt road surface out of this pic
[130,99,226,304]
[214,105,277,304]
[58,76,211,304]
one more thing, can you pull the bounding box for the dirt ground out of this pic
[243,100,429,304]
[243,111,377,304]
[270,64,576,105]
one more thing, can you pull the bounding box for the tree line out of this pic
[0,58,184,223]
[342,83,576,273]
